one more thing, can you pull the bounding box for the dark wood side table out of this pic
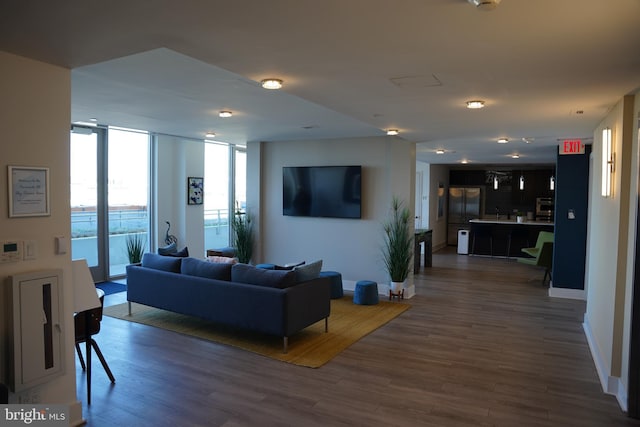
[414,229,433,273]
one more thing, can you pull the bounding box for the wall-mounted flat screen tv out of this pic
[283,165,362,219]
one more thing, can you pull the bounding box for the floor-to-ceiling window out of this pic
[70,126,150,280]
[203,143,246,250]
[204,142,231,250]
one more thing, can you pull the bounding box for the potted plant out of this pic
[232,205,253,264]
[126,233,145,264]
[516,211,526,223]
[382,197,413,293]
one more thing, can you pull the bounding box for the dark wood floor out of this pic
[78,248,640,426]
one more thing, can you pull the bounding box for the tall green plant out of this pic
[382,197,413,282]
[126,233,145,264]
[232,207,253,264]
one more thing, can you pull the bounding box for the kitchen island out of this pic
[468,218,554,258]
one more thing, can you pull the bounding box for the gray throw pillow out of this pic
[181,257,232,281]
[141,252,182,273]
[158,242,177,255]
[231,263,297,289]
[293,259,323,283]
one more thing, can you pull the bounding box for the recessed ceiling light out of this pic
[89,117,98,122]
[497,138,509,144]
[386,129,399,136]
[466,100,485,109]
[511,154,520,159]
[436,149,445,154]
[219,111,232,118]
[461,159,469,164]
[261,78,283,89]
[205,132,216,138]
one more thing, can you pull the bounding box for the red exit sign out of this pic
[560,139,585,155]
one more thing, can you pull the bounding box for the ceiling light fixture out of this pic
[261,78,283,89]
[466,100,485,109]
[461,160,469,164]
[436,149,445,154]
[386,129,399,136]
[219,111,232,118]
[468,0,502,11]
[205,132,216,138]
[511,154,520,159]
[497,138,508,144]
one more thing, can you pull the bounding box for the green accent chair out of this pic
[517,231,554,284]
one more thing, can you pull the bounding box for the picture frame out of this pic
[8,166,51,217]
[187,177,203,205]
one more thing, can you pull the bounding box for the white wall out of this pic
[584,93,638,410]
[249,136,416,292]
[0,51,83,424]
[155,136,205,257]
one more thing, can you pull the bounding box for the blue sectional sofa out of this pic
[126,253,331,352]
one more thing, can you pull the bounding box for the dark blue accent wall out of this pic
[552,145,591,289]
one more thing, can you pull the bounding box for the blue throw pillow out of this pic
[158,242,177,255]
[166,246,189,257]
[181,257,232,281]
[231,263,297,289]
[141,252,182,273]
[293,259,323,283]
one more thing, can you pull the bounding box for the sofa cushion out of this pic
[231,263,297,289]
[142,252,182,273]
[294,259,323,282]
[182,257,232,281]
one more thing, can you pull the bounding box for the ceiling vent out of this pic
[468,0,501,11]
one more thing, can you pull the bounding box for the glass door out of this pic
[70,126,107,279]
[70,126,150,280]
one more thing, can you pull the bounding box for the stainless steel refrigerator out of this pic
[447,187,482,245]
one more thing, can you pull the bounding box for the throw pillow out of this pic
[166,246,189,257]
[158,242,177,255]
[294,259,323,283]
[182,257,232,281]
[231,263,297,289]
[141,252,182,273]
[207,255,237,264]
[275,261,305,270]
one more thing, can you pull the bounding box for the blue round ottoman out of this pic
[256,263,276,270]
[320,271,344,299]
[354,280,379,305]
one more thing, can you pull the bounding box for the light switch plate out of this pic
[23,240,36,260]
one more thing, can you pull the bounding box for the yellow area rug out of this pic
[103,296,409,368]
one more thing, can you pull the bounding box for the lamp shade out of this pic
[72,259,101,313]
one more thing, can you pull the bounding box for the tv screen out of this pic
[283,165,362,219]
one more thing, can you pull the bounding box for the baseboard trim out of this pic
[548,286,586,300]
[69,399,85,426]
[583,316,627,412]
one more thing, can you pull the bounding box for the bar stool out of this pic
[471,225,493,256]
[507,227,530,258]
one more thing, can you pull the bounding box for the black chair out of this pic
[75,292,115,404]
[471,225,493,256]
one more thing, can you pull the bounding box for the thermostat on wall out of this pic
[1,240,23,263]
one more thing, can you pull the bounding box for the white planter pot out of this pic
[516,216,525,223]
[390,281,404,293]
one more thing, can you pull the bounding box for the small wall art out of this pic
[187,177,203,205]
[8,166,50,217]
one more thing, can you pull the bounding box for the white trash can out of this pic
[457,229,469,255]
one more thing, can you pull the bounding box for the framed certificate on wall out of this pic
[8,166,50,217]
